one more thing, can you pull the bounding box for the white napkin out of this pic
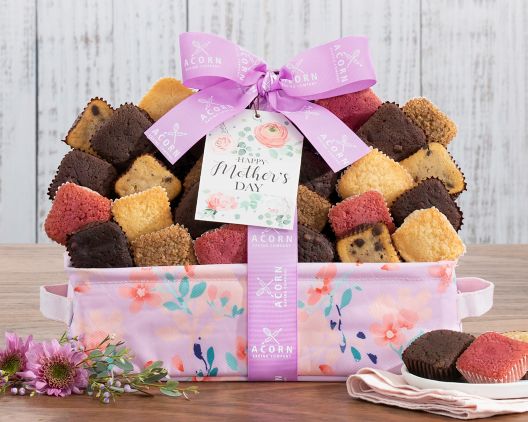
[346,368,528,420]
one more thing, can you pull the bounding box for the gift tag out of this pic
[195,110,303,230]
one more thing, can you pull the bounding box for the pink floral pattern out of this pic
[205,192,237,213]
[67,261,462,380]
[212,135,233,153]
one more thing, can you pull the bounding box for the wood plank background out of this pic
[0,0,527,244]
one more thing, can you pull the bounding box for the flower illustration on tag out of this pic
[205,192,237,215]
[212,135,233,153]
[254,122,288,148]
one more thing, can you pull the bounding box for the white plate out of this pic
[401,365,528,399]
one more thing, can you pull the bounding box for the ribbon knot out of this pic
[256,69,281,98]
[145,32,377,172]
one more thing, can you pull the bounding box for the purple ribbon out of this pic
[145,32,376,172]
[247,218,298,381]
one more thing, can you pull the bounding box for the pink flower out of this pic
[319,364,334,375]
[369,315,406,347]
[212,135,233,152]
[236,336,247,361]
[254,122,288,148]
[0,332,33,375]
[306,264,337,305]
[207,285,218,301]
[21,339,88,396]
[172,355,185,372]
[206,193,237,211]
[429,264,454,293]
[119,283,162,313]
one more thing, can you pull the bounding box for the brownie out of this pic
[173,183,221,238]
[402,329,475,381]
[67,221,133,268]
[48,150,118,199]
[298,224,335,263]
[390,178,463,230]
[299,148,337,199]
[89,103,155,169]
[356,102,427,161]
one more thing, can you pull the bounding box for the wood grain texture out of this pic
[36,0,186,243]
[341,0,421,104]
[0,0,36,243]
[188,0,341,69]
[0,244,526,421]
[421,0,528,244]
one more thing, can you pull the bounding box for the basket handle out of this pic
[40,284,72,325]
[456,277,494,319]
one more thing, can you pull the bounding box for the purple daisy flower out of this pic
[0,332,33,375]
[20,339,88,396]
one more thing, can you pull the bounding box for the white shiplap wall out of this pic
[0,0,527,244]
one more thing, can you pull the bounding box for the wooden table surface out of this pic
[0,244,527,421]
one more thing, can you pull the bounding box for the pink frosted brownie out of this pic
[194,224,248,265]
[456,332,528,383]
[329,191,395,238]
[44,182,112,245]
[314,89,382,131]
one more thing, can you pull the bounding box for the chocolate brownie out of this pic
[299,149,337,199]
[173,183,221,238]
[89,103,155,169]
[391,178,463,230]
[357,102,427,161]
[48,150,118,199]
[298,224,335,263]
[402,330,475,381]
[67,221,133,268]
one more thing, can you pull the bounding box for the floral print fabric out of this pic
[66,261,459,380]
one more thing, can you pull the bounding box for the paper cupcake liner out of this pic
[404,358,461,382]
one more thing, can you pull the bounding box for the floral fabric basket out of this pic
[40,257,493,381]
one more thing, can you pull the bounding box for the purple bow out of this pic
[145,32,377,172]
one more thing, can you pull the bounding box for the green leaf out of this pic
[220,297,229,307]
[297,300,305,309]
[225,352,239,371]
[114,359,134,372]
[209,367,218,377]
[190,281,206,298]
[207,347,215,367]
[231,305,238,317]
[351,347,362,362]
[238,131,246,137]
[244,126,251,132]
[340,289,352,309]
[160,387,183,397]
[179,277,189,297]
[165,380,179,389]
[163,301,181,311]
[269,149,278,159]
[104,345,116,356]
[324,304,332,317]
[165,273,175,282]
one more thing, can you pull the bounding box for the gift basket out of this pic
[40,33,494,381]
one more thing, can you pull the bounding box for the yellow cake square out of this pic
[337,149,414,205]
[112,186,173,241]
[399,143,466,195]
[115,154,182,200]
[138,78,194,121]
[392,207,465,262]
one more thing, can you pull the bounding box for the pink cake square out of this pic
[315,89,382,131]
[194,224,248,264]
[329,191,395,238]
[44,182,112,245]
[456,332,528,383]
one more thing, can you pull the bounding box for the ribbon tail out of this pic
[145,80,257,164]
[269,92,370,172]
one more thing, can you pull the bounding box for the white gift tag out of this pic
[195,110,303,230]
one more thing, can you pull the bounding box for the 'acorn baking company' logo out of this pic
[250,327,294,358]
[184,40,223,70]
[331,44,363,84]
[198,96,234,124]
[284,58,319,88]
